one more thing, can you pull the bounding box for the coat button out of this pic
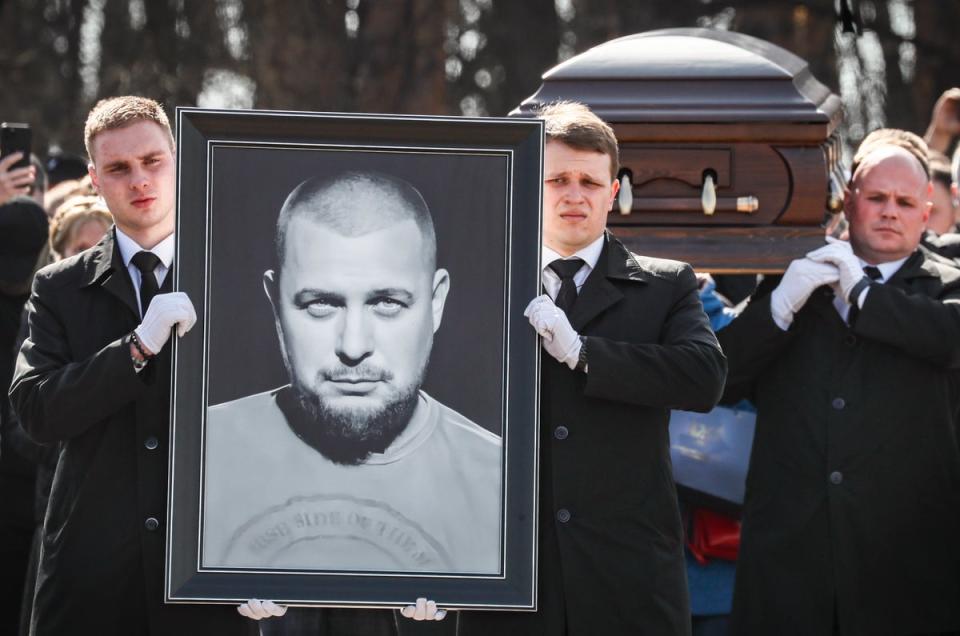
[843,334,856,346]
[144,436,159,450]
[829,471,843,485]
[556,508,571,523]
[144,517,159,531]
[554,426,569,440]
[832,397,845,410]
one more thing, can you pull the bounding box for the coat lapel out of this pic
[567,234,628,331]
[888,250,934,286]
[81,228,140,319]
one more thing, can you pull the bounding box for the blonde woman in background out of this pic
[49,195,112,259]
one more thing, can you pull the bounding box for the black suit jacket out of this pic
[9,230,250,636]
[719,249,960,636]
[460,232,727,636]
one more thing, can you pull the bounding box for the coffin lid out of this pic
[511,28,842,128]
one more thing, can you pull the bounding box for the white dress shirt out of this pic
[114,227,175,317]
[540,234,605,301]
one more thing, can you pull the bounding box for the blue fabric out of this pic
[699,279,737,332]
[686,551,737,616]
[685,280,740,617]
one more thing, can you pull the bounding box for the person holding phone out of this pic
[1,123,36,206]
[0,152,36,206]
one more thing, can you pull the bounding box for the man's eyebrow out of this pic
[367,288,415,303]
[862,187,920,200]
[101,158,129,170]
[100,151,164,171]
[545,169,603,182]
[293,289,344,306]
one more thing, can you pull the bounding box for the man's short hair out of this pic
[275,171,437,271]
[930,150,953,191]
[850,128,930,182]
[83,96,173,162]
[535,101,620,180]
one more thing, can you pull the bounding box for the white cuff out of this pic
[769,292,794,331]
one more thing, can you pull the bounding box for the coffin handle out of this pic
[701,173,717,216]
[617,173,634,215]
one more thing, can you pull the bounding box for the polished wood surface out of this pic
[614,226,828,274]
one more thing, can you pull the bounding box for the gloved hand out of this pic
[524,295,581,370]
[770,258,839,329]
[400,597,447,621]
[133,292,197,355]
[237,599,287,620]
[805,237,864,302]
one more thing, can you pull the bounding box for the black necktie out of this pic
[848,266,882,324]
[548,258,585,315]
[132,251,161,316]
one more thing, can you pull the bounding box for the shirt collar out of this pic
[858,255,908,283]
[541,233,605,272]
[115,227,175,270]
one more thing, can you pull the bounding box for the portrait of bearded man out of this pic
[201,171,503,575]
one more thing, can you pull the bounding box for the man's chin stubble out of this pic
[277,384,420,466]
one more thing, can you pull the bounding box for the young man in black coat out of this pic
[719,129,960,635]
[9,96,251,636]
[458,103,727,636]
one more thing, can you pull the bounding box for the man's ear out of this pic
[842,181,855,218]
[922,181,933,224]
[88,162,99,192]
[609,176,620,207]
[263,269,292,367]
[431,268,451,333]
[263,270,279,313]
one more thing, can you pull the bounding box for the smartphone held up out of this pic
[1,122,32,169]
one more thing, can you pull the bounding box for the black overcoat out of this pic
[718,250,960,636]
[9,230,251,636]
[460,233,727,636]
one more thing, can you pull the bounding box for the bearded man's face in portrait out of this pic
[265,197,449,464]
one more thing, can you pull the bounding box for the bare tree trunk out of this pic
[245,0,351,111]
[911,0,960,138]
[351,0,448,114]
[0,0,88,153]
[465,0,560,115]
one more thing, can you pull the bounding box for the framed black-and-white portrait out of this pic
[165,108,542,610]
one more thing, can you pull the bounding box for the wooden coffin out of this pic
[512,28,845,272]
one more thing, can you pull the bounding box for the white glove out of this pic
[805,237,864,302]
[134,292,197,354]
[524,295,581,370]
[237,599,287,620]
[770,258,839,330]
[400,597,447,621]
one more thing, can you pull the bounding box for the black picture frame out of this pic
[166,107,543,610]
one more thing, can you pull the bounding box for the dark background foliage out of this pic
[2,0,957,158]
